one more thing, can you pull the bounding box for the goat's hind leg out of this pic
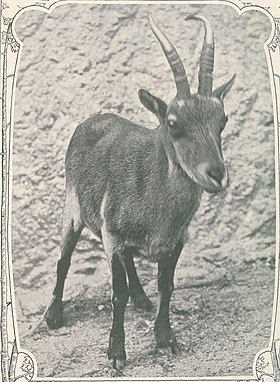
[125,252,153,311]
[45,188,83,329]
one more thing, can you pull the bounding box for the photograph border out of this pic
[1,0,279,380]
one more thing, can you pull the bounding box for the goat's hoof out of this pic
[155,330,178,355]
[107,343,126,370]
[108,357,126,371]
[45,299,63,329]
[132,293,153,312]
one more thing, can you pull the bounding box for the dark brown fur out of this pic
[67,113,202,259]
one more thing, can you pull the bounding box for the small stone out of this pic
[83,59,92,72]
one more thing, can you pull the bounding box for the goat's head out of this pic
[139,14,235,193]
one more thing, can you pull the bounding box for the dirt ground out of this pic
[12,3,276,379]
[19,260,274,378]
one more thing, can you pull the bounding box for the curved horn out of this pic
[185,14,214,95]
[149,13,191,98]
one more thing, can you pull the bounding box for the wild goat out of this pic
[45,14,235,369]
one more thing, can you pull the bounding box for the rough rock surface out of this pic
[12,3,275,378]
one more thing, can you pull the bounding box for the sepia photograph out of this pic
[1,0,278,380]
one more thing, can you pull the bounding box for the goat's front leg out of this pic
[107,252,129,370]
[154,241,183,354]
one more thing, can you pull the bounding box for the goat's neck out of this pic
[156,125,176,166]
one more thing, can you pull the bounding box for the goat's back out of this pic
[65,114,158,233]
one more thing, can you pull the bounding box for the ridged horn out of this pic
[185,14,214,95]
[149,13,191,98]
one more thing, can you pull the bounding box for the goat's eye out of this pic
[168,119,176,128]
[168,122,184,139]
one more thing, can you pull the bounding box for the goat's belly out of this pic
[123,234,185,263]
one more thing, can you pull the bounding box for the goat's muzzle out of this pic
[197,162,229,193]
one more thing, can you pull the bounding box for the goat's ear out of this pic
[213,74,236,101]
[138,89,167,121]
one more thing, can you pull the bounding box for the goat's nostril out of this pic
[197,163,228,190]
[206,168,223,185]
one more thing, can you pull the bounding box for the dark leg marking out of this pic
[107,253,129,370]
[154,240,183,354]
[125,251,153,311]
[46,191,83,329]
